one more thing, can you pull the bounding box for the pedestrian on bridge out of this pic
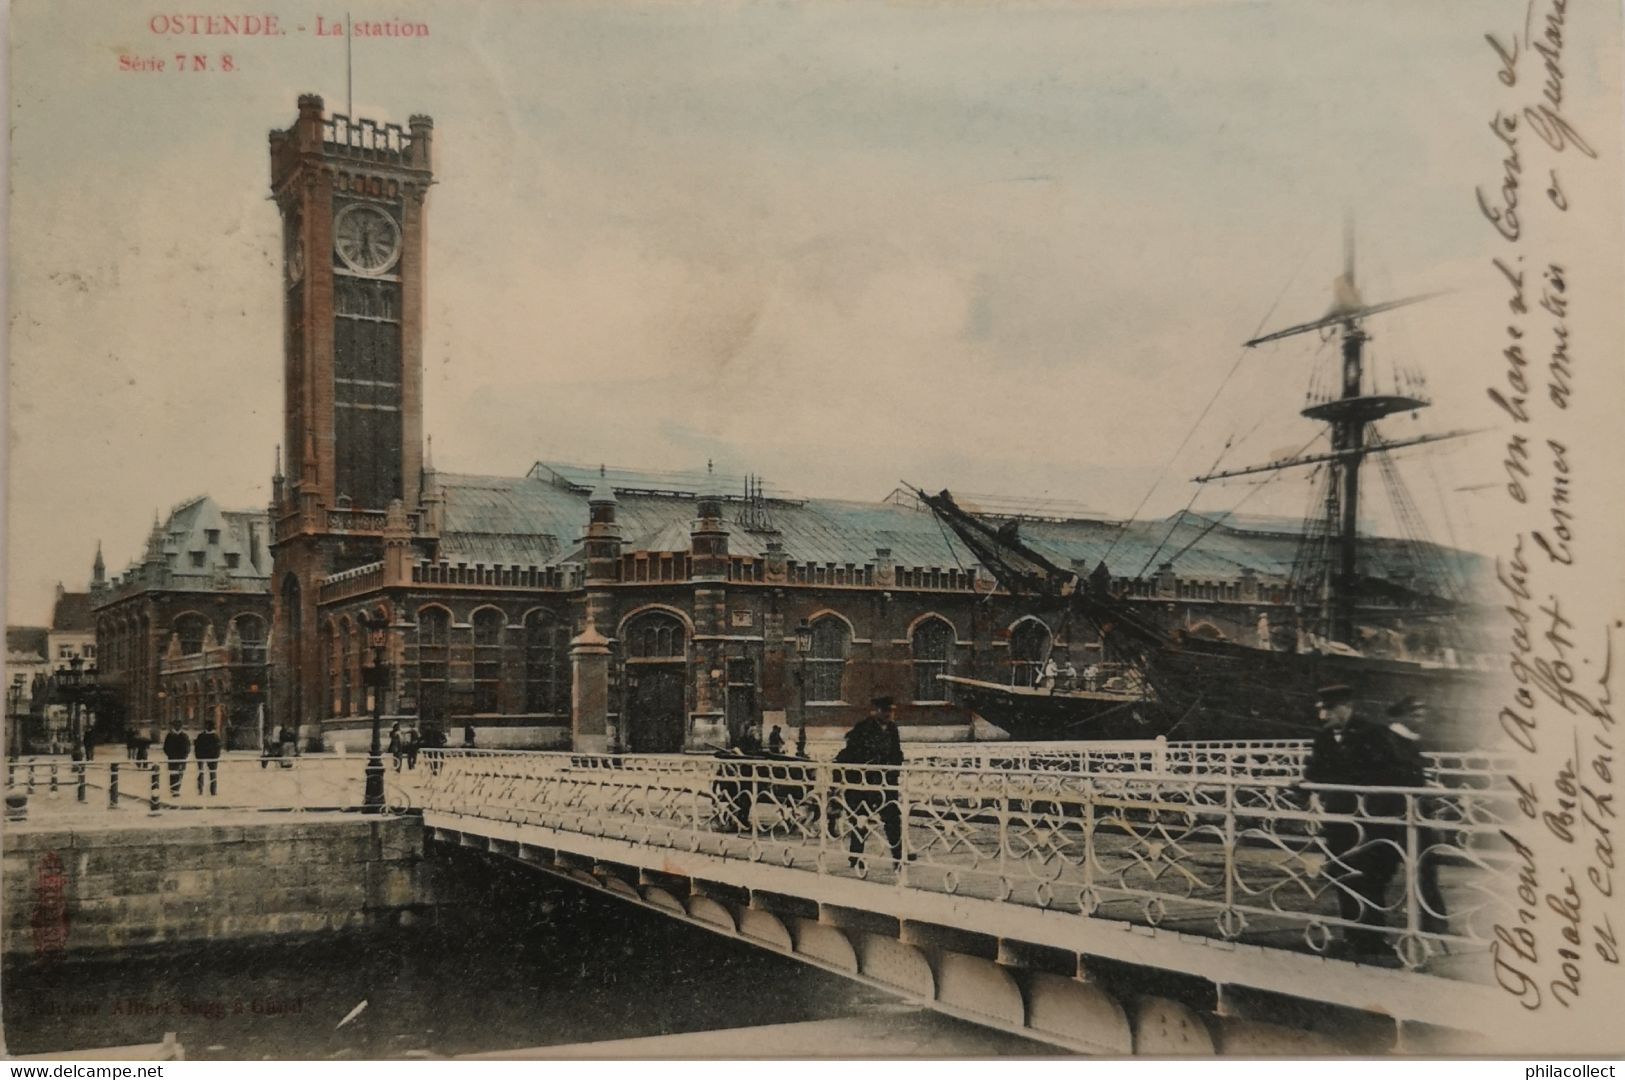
[194,722,221,797]
[834,697,905,869]
[163,720,190,798]
[1302,684,1429,959]
[388,722,404,771]
[1384,696,1449,937]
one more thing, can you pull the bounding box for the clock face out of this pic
[333,204,401,275]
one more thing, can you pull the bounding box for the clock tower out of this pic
[267,94,434,740]
[270,93,432,514]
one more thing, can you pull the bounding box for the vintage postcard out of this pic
[4,0,1623,1063]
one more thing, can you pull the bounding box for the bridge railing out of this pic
[907,739,1514,789]
[3,756,419,818]
[415,749,1515,972]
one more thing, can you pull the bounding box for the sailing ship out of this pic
[921,237,1495,748]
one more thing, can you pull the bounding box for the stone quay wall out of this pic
[2,815,463,965]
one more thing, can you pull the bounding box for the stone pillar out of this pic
[569,621,611,753]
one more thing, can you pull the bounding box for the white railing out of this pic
[415,749,1515,971]
[908,739,1514,789]
[3,755,417,817]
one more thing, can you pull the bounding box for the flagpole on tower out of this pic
[346,11,353,118]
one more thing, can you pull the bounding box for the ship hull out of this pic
[940,677,1151,741]
[1137,636,1498,747]
[943,643,1497,747]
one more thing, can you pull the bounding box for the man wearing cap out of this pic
[1385,697,1449,936]
[834,697,905,868]
[1302,684,1429,958]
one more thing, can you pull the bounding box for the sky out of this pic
[6,0,1623,622]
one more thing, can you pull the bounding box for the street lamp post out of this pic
[794,619,812,758]
[54,656,94,761]
[360,615,389,812]
[7,675,25,760]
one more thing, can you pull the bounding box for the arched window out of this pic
[338,619,353,717]
[525,611,569,715]
[1009,619,1051,688]
[417,608,451,726]
[350,621,366,714]
[235,614,268,665]
[325,623,340,718]
[473,609,506,713]
[625,612,686,660]
[911,617,955,703]
[174,613,210,655]
[807,615,850,703]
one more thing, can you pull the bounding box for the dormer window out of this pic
[190,551,205,568]
[206,529,221,545]
[225,553,241,569]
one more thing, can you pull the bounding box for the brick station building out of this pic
[91,497,273,749]
[95,95,1467,752]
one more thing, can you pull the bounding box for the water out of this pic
[4,850,1036,1058]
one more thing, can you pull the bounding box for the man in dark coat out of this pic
[194,722,222,796]
[1302,685,1428,957]
[1385,696,1449,936]
[163,720,191,797]
[834,697,905,867]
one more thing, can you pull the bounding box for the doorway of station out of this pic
[626,663,685,753]
[723,658,758,746]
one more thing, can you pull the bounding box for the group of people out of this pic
[1033,656,1108,693]
[386,722,451,770]
[161,718,223,796]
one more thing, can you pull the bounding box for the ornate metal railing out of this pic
[908,739,1514,789]
[415,749,1514,972]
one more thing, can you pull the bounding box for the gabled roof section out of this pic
[6,626,48,660]
[103,495,272,600]
[51,591,94,632]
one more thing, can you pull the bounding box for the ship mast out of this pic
[1208,228,1447,645]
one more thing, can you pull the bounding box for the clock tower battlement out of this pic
[269,94,433,526]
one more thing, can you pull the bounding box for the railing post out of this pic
[27,763,37,794]
[49,762,59,797]
[996,771,1009,892]
[897,766,910,887]
[76,761,87,803]
[1082,780,1096,905]
[818,763,831,873]
[109,762,120,808]
[1221,780,1238,934]
[1405,791,1420,939]
[148,762,161,816]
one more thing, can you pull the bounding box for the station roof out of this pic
[438,466,1481,592]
